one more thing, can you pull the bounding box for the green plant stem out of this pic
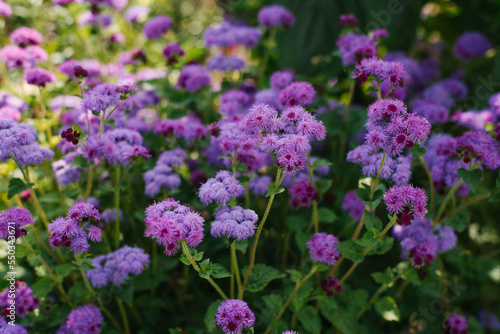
[114,165,121,249]
[263,266,318,334]
[339,79,356,159]
[241,168,283,299]
[419,156,435,213]
[435,180,464,222]
[438,192,490,223]
[117,298,131,334]
[306,153,319,233]
[181,241,228,300]
[84,165,93,201]
[231,242,242,299]
[75,253,94,294]
[22,237,74,308]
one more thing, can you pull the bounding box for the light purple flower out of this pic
[258,5,295,28]
[215,299,255,334]
[211,206,258,241]
[57,305,103,334]
[307,232,340,266]
[10,27,42,46]
[278,81,316,107]
[124,5,150,23]
[199,171,245,206]
[454,32,491,61]
[0,208,34,241]
[384,184,428,225]
[143,15,172,39]
[24,67,56,87]
[177,64,211,92]
[342,190,365,221]
[270,70,295,90]
[444,314,468,333]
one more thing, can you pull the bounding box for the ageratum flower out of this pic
[270,70,295,91]
[0,106,20,122]
[248,175,272,196]
[383,184,427,225]
[0,282,40,318]
[143,15,172,39]
[454,31,491,61]
[258,5,295,28]
[338,13,358,27]
[289,180,319,210]
[143,148,185,197]
[162,43,185,65]
[176,64,211,92]
[52,160,81,187]
[457,130,500,170]
[24,67,56,87]
[351,57,406,89]
[204,22,261,48]
[218,89,252,115]
[57,305,103,334]
[98,129,151,165]
[124,5,150,23]
[0,45,28,69]
[342,190,366,221]
[144,198,204,255]
[0,316,27,333]
[86,245,150,288]
[154,114,206,141]
[215,299,255,334]
[198,171,245,206]
[207,54,246,72]
[211,206,258,241]
[82,82,122,113]
[10,27,42,46]
[307,232,340,266]
[278,81,316,107]
[336,33,376,66]
[0,1,12,17]
[411,98,449,124]
[321,277,343,297]
[444,314,468,334]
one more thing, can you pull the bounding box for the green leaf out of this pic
[115,282,135,306]
[106,118,116,129]
[266,183,285,197]
[234,239,249,254]
[457,168,483,193]
[73,123,88,141]
[374,296,400,322]
[287,215,308,231]
[319,290,358,334]
[356,183,384,211]
[287,269,302,283]
[371,269,393,285]
[73,258,95,270]
[205,299,223,332]
[368,237,394,255]
[356,231,383,248]
[364,212,382,233]
[312,158,332,168]
[211,263,232,279]
[244,264,285,292]
[317,207,337,224]
[194,251,204,261]
[297,305,322,334]
[7,178,34,200]
[336,240,365,263]
[32,277,55,298]
[489,176,500,202]
[354,289,370,311]
[55,263,76,278]
[315,179,332,196]
[444,209,471,232]
[71,154,90,168]
[411,143,427,157]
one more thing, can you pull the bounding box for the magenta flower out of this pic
[24,67,56,87]
[198,171,245,206]
[289,180,319,210]
[215,299,255,334]
[143,15,172,39]
[0,282,40,318]
[258,5,295,28]
[278,81,316,107]
[307,232,340,266]
[57,305,103,334]
[383,184,428,225]
[444,314,468,334]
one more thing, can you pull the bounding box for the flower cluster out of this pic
[215,299,255,334]
[351,57,406,89]
[204,22,261,48]
[162,43,185,65]
[278,81,316,107]
[207,54,246,72]
[143,15,172,39]
[383,184,428,225]
[143,148,185,197]
[211,206,258,241]
[336,33,377,66]
[176,64,211,92]
[457,130,500,170]
[307,232,340,266]
[86,245,150,288]
[342,190,366,221]
[258,5,295,28]
[144,198,204,255]
[0,207,34,241]
[444,314,468,334]
[454,31,491,61]
[155,114,206,142]
[321,277,343,297]
[57,305,103,334]
[0,282,41,318]
[52,160,81,187]
[289,180,319,210]
[198,171,245,206]
[48,201,102,254]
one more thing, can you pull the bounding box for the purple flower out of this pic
[124,5,150,23]
[199,171,245,206]
[219,89,253,115]
[10,27,42,46]
[321,277,343,297]
[101,209,123,224]
[87,245,150,288]
[177,64,211,92]
[0,45,29,69]
[371,28,388,41]
[215,299,255,334]
[0,106,21,122]
[154,114,206,141]
[444,314,468,334]
[248,175,272,196]
[52,160,81,187]
[342,190,365,221]
[24,67,56,87]
[270,70,295,90]
[282,332,299,334]
[254,89,279,109]
[204,22,261,48]
[162,43,185,65]
[489,92,500,114]
[452,109,494,130]
[384,184,428,225]
[336,33,376,66]
[457,130,500,170]
[0,1,12,17]
[82,82,122,112]
[351,57,406,89]
[454,31,491,61]
[211,206,258,241]
[0,282,40,318]
[338,13,358,27]
[412,98,449,124]
[98,129,151,165]
[57,305,103,334]
[0,316,27,333]
[143,148,185,197]
[278,81,316,107]
[289,180,318,210]
[53,0,76,5]
[144,198,205,255]
[258,5,295,28]
[307,232,340,266]
[207,54,246,72]
[143,15,172,39]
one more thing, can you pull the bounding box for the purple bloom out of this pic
[444,314,468,334]
[82,83,122,112]
[199,171,245,206]
[307,232,340,266]
[0,282,40,319]
[338,13,358,27]
[99,129,150,165]
[454,31,491,61]
[57,305,103,334]
[211,206,258,241]
[489,92,500,114]
[215,299,255,334]
[248,175,272,196]
[457,130,500,170]
[154,114,206,141]
[219,89,253,115]
[10,27,42,46]
[53,0,76,5]
[452,109,494,130]
[144,198,204,255]
[162,43,185,65]
[0,45,28,69]
[289,180,318,210]
[100,209,123,224]
[177,64,211,92]
[270,70,295,90]
[143,15,172,39]
[478,312,500,330]
[207,54,246,72]
[258,5,295,28]
[254,89,279,109]
[342,190,365,221]
[371,28,388,41]
[434,225,457,253]
[0,316,27,333]
[384,184,428,225]
[321,277,343,297]
[87,245,150,288]
[0,1,12,16]
[143,148,185,197]
[0,106,20,121]
[124,5,150,23]
[0,207,34,241]
[24,67,56,87]
[412,98,449,124]
[52,160,81,187]
[203,22,261,48]
[352,57,406,89]
[336,33,377,66]
[278,81,316,107]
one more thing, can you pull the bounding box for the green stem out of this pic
[117,298,131,334]
[438,192,490,223]
[114,165,121,249]
[435,180,464,222]
[339,79,356,159]
[231,242,242,299]
[264,266,318,334]
[181,241,228,300]
[306,153,319,233]
[419,156,435,214]
[84,166,93,201]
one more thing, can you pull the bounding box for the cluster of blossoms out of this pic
[0,282,41,318]
[60,127,81,145]
[444,314,469,334]
[143,15,172,39]
[456,130,500,170]
[0,27,48,70]
[211,206,258,241]
[144,198,204,255]
[52,160,81,187]
[0,90,27,122]
[218,89,253,116]
[215,299,255,334]
[48,201,102,254]
[453,31,491,61]
[351,57,406,89]
[162,42,185,65]
[143,148,186,197]
[82,82,132,114]
[0,207,34,241]
[154,114,206,141]
[198,171,245,206]
[288,180,319,210]
[176,64,211,92]
[257,4,295,28]
[0,119,54,167]
[248,175,272,196]
[383,184,428,226]
[336,33,377,66]
[243,103,326,173]
[251,70,296,110]
[207,54,246,72]
[86,245,150,288]
[278,81,316,107]
[0,316,27,333]
[204,22,261,48]
[57,305,103,334]
[307,232,340,266]
[321,277,343,297]
[394,218,456,267]
[342,190,366,220]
